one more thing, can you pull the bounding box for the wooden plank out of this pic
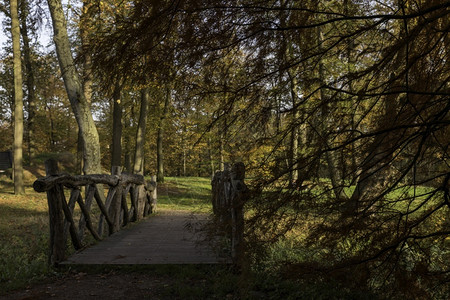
[62,210,229,265]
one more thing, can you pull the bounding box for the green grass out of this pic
[155,176,213,213]
[0,179,51,292]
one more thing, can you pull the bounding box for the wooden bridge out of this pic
[33,160,246,266]
[62,210,226,265]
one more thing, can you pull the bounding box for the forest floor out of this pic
[0,170,374,299]
[0,174,247,299]
[0,266,242,300]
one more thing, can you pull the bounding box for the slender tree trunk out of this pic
[133,88,149,175]
[19,0,36,165]
[183,148,186,176]
[208,136,215,178]
[219,135,225,172]
[348,8,406,212]
[287,69,299,187]
[47,0,102,175]
[111,84,122,167]
[280,2,299,187]
[349,77,400,212]
[123,96,132,173]
[11,0,24,194]
[46,104,56,149]
[219,118,226,171]
[181,131,187,177]
[344,0,358,173]
[156,87,170,183]
[316,19,347,200]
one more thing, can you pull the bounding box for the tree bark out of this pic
[19,0,36,165]
[156,87,170,183]
[219,121,226,171]
[287,68,299,187]
[77,0,94,174]
[11,0,24,194]
[316,15,347,199]
[208,136,215,178]
[133,88,149,175]
[123,102,132,173]
[47,0,102,175]
[111,84,122,168]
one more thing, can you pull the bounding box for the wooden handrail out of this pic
[33,173,145,192]
[34,159,157,266]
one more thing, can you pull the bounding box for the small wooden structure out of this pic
[211,162,248,266]
[0,151,12,172]
[33,159,157,265]
[62,211,226,265]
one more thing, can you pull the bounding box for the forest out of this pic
[0,0,449,298]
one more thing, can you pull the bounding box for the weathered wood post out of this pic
[148,175,157,213]
[230,162,246,266]
[44,159,65,265]
[109,166,123,232]
[211,162,247,266]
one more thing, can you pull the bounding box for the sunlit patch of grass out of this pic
[154,177,213,213]
[0,178,51,292]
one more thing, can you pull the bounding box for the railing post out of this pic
[230,162,246,266]
[110,166,123,233]
[151,175,157,210]
[45,159,65,265]
[34,164,156,263]
[211,162,247,267]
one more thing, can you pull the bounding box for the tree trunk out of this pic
[47,0,102,175]
[208,136,215,178]
[123,102,132,173]
[77,0,94,174]
[280,2,299,187]
[156,87,170,183]
[347,8,406,213]
[287,68,299,187]
[348,79,399,212]
[11,0,25,195]
[19,0,36,165]
[80,0,93,105]
[316,19,347,200]
[111,84,122,168]
[219,123,226,171]
[344,0,358,173]
[133,88,149,175]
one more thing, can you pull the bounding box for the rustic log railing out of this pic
[33,159,157,265]
[211,162,247,266]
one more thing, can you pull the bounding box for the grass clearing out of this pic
[155,176,213,212]
[0,178,50,292]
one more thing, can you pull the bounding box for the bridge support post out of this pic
[212,162,248,268]
[45,159,65,265]
[110,166,123,233]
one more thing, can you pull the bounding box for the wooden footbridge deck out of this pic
[34,160,246,267]
[62,210,227,265]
